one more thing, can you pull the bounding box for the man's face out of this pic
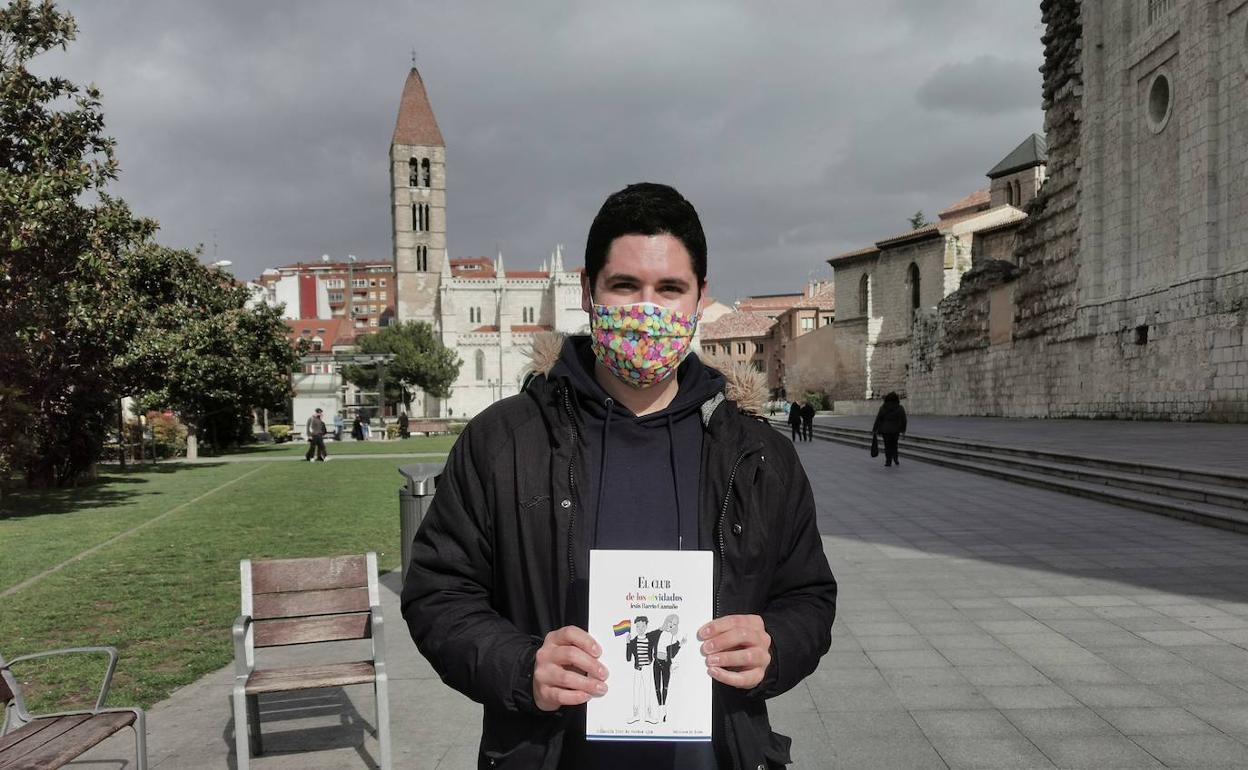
[636,619,648,634]
[581,234,705,317]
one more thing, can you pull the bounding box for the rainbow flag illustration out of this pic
[612,619,631,637]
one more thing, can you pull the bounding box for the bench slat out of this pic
[0,712,134,770]
[253,613,370,648]
[245,661,376,694]
[251,555,367,595]
[252,586,370,620]
[0,715,89,765]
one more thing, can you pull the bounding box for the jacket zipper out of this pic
[561,387,580,583]
[713,443,760,618]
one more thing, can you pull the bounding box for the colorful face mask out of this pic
[590,302,700,388]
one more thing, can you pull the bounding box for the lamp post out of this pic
[346,254,358,327]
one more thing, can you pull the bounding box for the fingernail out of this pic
[595,683,607,695]
[593,644,601,656]
[707,655,721,666]
[703,642,714,653]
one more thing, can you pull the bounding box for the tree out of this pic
[342,322,461,412]
[121,245,301,457]
[907,210,929,230]
[1,0,155,486]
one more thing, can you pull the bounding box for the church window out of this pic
[412,203,420,231]
[1146,70,1173,134]
[907,263,921,322]
[1006,181,1016,207]
[409,158,419,187]
[858,274,870,316]
[737,342,746,355]
[422,158,431,187]
[522,306,535,324]
[755,343,764,354]
[475,350,485,380]
[417,246,428,272]
[1147,0,1175,25]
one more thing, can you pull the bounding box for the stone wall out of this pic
[908,0,1248,422]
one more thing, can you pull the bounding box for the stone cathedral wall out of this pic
[907,0,1248,421]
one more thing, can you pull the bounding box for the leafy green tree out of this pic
[907,210,929,230]
[342,322,461,411]
[122,245,301,456]
[1,0,154,486]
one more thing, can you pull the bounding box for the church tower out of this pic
[391,67,446,326]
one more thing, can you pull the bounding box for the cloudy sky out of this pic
[39,1,1045,301]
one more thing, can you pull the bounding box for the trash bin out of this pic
[398,462,444,582]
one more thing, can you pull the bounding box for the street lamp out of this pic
[346,254,358,325]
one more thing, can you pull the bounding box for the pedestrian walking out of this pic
[800,400,816,442]
[871,392,907,467]
[333,412,344,442]
[402,182,837,770]
[304,408,329,462]
[398,411,410,439]
[351,415,364,441]
[788,399,803,442]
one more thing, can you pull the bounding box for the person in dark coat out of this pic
[401,183,837,770]
[800,400,816,442]
[398,411,410,439]
[787,399,803,441]
[871,392,907,467]
[351,415,364,441]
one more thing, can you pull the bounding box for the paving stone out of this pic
[864,649,950,669]
[1095,707,1218,735]
[927,735,1057,769]
[977,685,1083,710]
[1063,684,1173,708]
[1131,734,1248,768]
[957,665,1051,687]
[911,709,1023,738]
[1027,734,1165,769]
[999,707,1121,738]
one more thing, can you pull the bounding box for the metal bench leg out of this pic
[132,709,148,770]
[247,694,263,756]
[375,675,392,770]
[232,685,251,770]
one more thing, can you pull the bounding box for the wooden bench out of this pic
[232,552,390,770]
[407,419,450,435]
[0,647,147,770]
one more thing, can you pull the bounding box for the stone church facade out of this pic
[906,0,1248,421]
[390,68,587,418]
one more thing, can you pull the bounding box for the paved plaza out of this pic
[71,431,1248,768]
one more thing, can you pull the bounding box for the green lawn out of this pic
[0,454,446,712]
[222,434,458,457]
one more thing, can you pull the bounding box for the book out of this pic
[586,549,713,742]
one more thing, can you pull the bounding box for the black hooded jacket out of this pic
[401,336,838,769]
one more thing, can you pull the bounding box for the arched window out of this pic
[858,274,870,316]
[475,349,485,381]
[907,263,921,322]
[411,203,419,232]
[1005,181,1015,207]
[409,158,419,187]
[421,158,431,187]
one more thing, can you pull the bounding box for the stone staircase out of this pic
[773,419,1248,533]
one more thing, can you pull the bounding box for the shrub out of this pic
[268,425,292,443]
[803,392,829,411]
[145,411,187,458]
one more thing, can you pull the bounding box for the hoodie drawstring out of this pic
[667,414,682,551]
[591,398,614,549]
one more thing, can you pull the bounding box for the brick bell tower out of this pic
[391,66,447,327]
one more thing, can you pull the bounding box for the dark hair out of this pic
[584,183,707,290]
[883,392,900,404]
[634,615,649,624]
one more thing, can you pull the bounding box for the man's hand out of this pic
[532,625,608,711]
[697,615,772,689]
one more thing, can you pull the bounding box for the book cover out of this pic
[586,549,713,742]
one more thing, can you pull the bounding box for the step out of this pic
[771,421,1248,534]
[800,420,1248,492]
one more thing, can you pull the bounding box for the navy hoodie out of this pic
[551,336,723,770]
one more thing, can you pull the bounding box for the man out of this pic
[304,408,328,462]
[398,410,410,439]
[402,183,837,769]
[624,616,657,725]
[787,399,803,442]
[800,400,816,443]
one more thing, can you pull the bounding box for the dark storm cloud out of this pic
[42,0,1044,300]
